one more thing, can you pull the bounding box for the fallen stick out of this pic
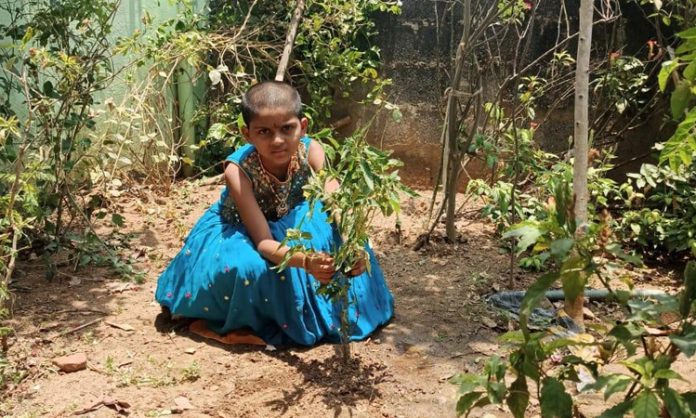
[49,309,110,316]
[53,318,103,339]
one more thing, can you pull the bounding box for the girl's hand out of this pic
[304,252,336,284]
[348,255,367,277]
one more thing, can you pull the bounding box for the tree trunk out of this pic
[442,0,471,242]
[567,0,594,329]
[275,0,306,82]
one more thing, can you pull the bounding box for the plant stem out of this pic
[339,274,351,364]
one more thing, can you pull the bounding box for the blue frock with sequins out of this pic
[154,136,394,346]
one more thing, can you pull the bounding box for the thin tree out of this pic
[566,0,594,329]
[276,0,306,82]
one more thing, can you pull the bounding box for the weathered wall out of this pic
[367,1,451,188]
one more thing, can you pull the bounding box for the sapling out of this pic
[280,129,415,363]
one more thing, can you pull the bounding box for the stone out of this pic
[481,317,497,328]
[52,353,87,372]
[172,396,193,412]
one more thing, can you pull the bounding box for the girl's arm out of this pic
[308,139,339,192]
[224,162,335,283]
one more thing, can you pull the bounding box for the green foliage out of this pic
[658,25,696,170]
[620,160,696,257]
[0,0,146,275]
[497,0,533,25]
[186,0,401,169]
[594,55,650,114]
[470,149,622,270]
[456,251,696,417]
[0,1,155,389]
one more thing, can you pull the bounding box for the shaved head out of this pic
[241,81,302,126]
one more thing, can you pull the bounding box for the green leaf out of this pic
[684,60,696,81]
[519,272,559,337]
[609,323,643,356]
[680,261,696,317]
[654,369,685,381]
[659,107,696,169]
[659,60,679,91]
[450,373,485,393]
[503,222,543,255]
[487,381,507,404]
[236,112,245,131]
[540,378,573,418]
[621,358,649,377]
[598,400,633,418]
[560,254,587,302]
[584,374,634,401]
[111,213,125,227]
[605,243,642,266]
[486,355,506,381]
[671,81,693,120]
[670,324,696,357]
[662,387,691,418]
[605,375,633,400]
[632,390,660,418]
[550,238,574,261]
[43,80,54,97]
[678,27,696,39]
[455,392,484,416]
[207,122,228,140]
[506,375,529,418]
[359,160,375,191]
[682,392,696,413]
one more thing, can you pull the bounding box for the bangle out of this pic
[302,253,309,270]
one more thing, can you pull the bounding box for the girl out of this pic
[155,81,394,346]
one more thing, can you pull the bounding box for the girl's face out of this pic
[242,107,308,175]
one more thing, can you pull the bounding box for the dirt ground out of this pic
[0,180,689,418]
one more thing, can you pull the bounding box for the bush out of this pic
[620,161,696,258]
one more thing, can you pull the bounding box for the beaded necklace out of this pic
[256,145,303,218]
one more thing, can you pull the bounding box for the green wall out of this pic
[0,0,206,114]
[1,1,208,168]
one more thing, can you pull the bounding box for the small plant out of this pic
[455,258,696,417]
[180,361,200,382]
[469,146,622,271]
[104,356,116,375]
[281,129,414,363]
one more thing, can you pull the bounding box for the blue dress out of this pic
[155,136,394,346]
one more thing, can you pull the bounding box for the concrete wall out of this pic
[367,1,452,188]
